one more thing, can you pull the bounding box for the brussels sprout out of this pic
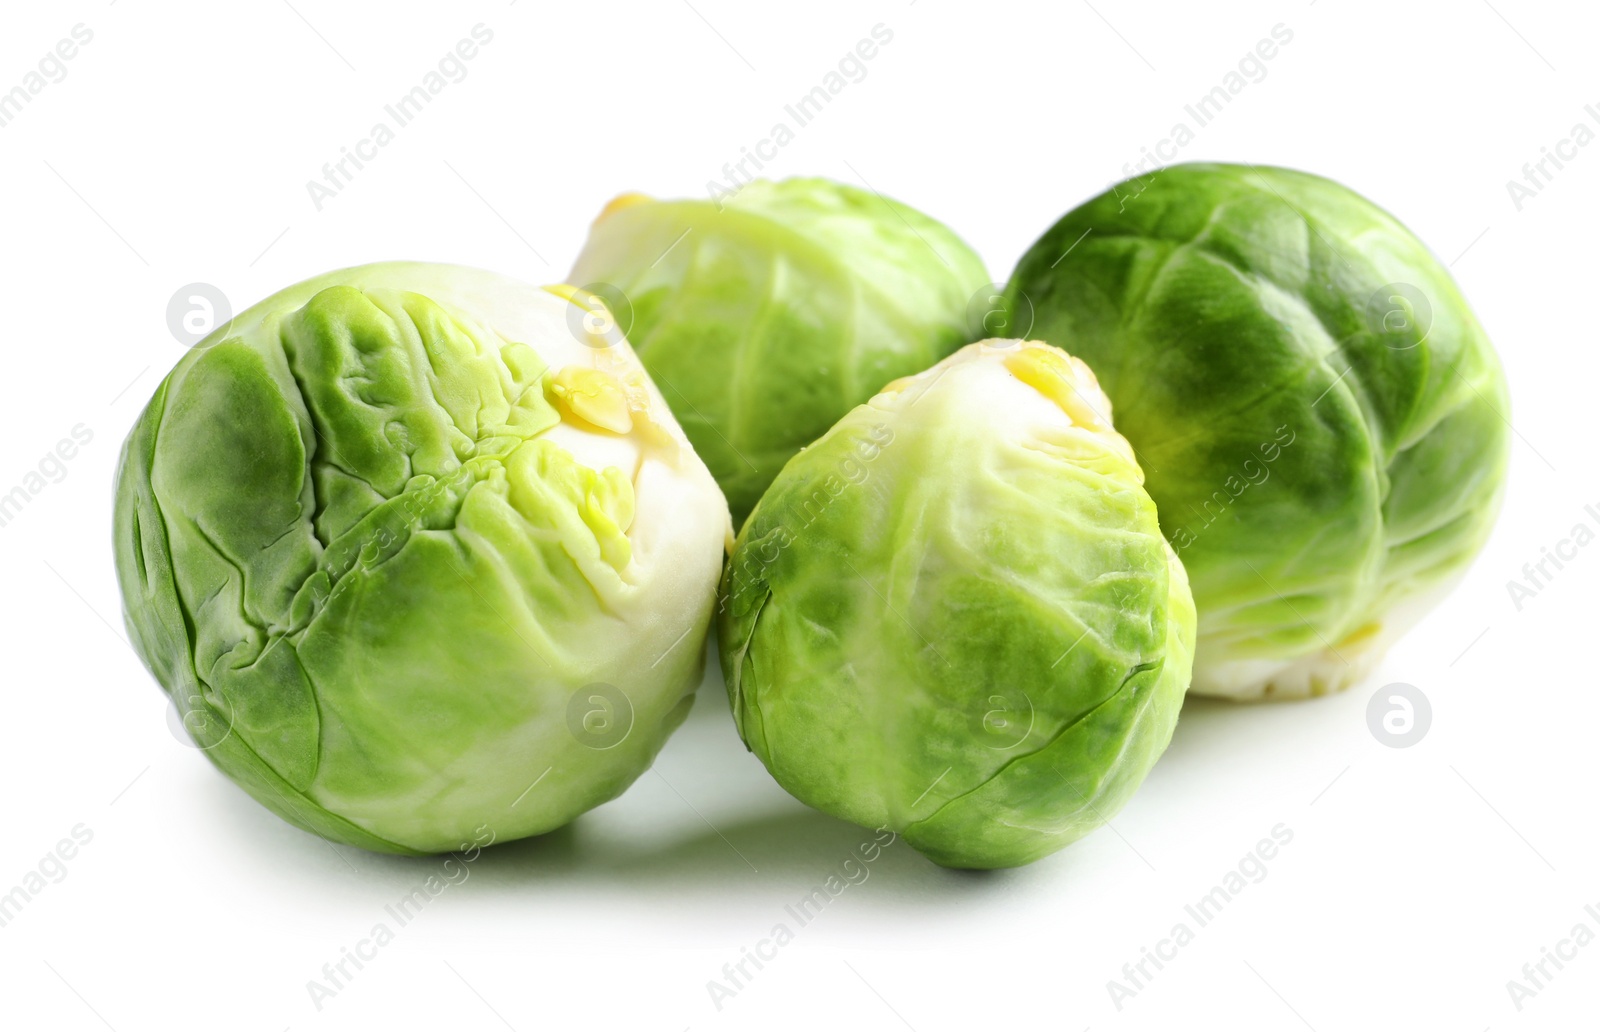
[114,263,730,853]
[1004,163,1510,700]
[569,177,990,524]
[718,340,1195,869]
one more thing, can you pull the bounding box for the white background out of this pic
[1,0,1595,1029]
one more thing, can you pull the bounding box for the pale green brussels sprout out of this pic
[568,177,990,524]
[114,263,730,854]
[719,340,1195,869]
[1005,164,1510,700]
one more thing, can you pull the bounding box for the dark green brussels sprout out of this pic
[1005,163,1510,699]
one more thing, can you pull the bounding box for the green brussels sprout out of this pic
[1004,163,1510,700]
[568,177,990,525]
[718,340,1195,869]
[114,263,731,854]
